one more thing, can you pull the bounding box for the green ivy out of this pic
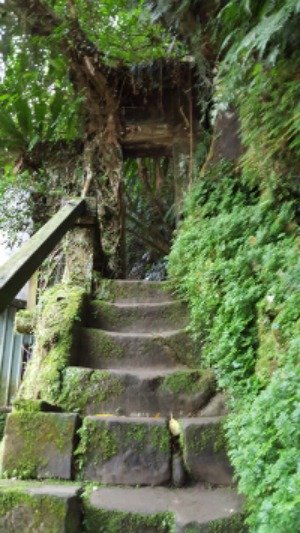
[168,161,300,532]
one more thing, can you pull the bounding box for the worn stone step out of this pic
[0,480,82,532]
[76,328,200,368]
[93,279,173,303]
[59,366,215,417]
[180,417,233,486]
[0,412,78,480]
[76,415,171,486]
[84,484,246,532]
[86,299,188,333]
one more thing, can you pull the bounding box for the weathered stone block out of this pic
[77,415,171,485]
[0,412,78,480]
[93,279,172,304]
[78,328,200,369]
[180,417,233,486]
[59,366,215,417]
[87,299,188,333]
[0,480,81,532]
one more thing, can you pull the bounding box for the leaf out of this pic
[15,97,33,138]
[0,109,25,144]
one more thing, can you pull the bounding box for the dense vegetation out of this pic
[168,1,300,531]
[0,1,299,531]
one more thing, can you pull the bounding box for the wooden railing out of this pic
[0,198,86,315]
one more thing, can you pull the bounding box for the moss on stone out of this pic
[75,418,118,475]
[205,513,247,532]
[155,330,201,367]
[83,504,175,533]
[0,486,72,532]
[121,420,170,454]
[12,400,43,413]
[149,424,170,454]
[59,367,124,414]
[93,279,170,303]
[18,284,86,404]
[1,412,76,479]
[162,369,215,395]
[82,329,124,364]
[182,421,228,458]
[14,309,36,335]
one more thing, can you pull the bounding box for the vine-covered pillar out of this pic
[62,198,99,290]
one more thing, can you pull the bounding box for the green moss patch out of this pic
[15,309,36,335]
[59,367,123,414]
[182,421,228,456]
[1,412,77,479]
[83,504,175,532]
[162,369,215,395]
[183,513,247,532]
[155,330,201,367]
[75,418,118,475]
[18,284,86,404]
[0,481,81,532]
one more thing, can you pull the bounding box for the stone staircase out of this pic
[0,280,246,532]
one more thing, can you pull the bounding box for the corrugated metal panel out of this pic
[0,302,32,407]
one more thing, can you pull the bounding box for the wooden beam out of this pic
[0,199,85,314]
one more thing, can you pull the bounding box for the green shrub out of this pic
[168,161,300,532]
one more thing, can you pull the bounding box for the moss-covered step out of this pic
[0,412,78,480]
[0,480,82,532]
[76,415,171,485]
[87,299,188,333]
[77,328,200,368]
[180,417,233,486]
[83,485,246,532]
[93,279,173,303]
[59,366,215,417]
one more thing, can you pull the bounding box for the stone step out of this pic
[86,299,188,333]
[0,480,81,532]
[59,366,215,417]
[76,415,171,486]
[84,485,246,532]
[180,417,233,486]
[0,412,78,480]
[76,328,199,369]
[93,279,173,304]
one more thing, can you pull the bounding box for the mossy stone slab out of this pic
[1,412,78,480]
[93,279,172,304]
[180,417,233,486]
[87,300,188,333]
[0,480,81,532]
[59,366,215,417]
[85,485,246,532]
[77,328,200,369]
[77,415,171,485]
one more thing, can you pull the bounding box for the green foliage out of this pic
[168,161,300,532]
[228,364,300,532]
[18,284,86,404]
[0,413,7,442]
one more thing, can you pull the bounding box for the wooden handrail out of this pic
[0,198,86,314]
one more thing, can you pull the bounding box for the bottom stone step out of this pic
[84,485,246,532]
[0,480,81,532]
